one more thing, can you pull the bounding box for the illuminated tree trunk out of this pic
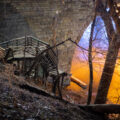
[95,0,120,104]
[95,36,119,104]
[87,15,96,105]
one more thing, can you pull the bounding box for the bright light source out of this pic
[56,10,59,14]
[117,3,120,7]
[116,9,119,13]
[106,8,110,12]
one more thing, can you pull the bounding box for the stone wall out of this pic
[0,0,94,73]
[0,2,34,42]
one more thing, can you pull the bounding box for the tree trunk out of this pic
[96,0,115,43]
[95,37,119,104]
[95,0,120,104]
[87,15,96,105]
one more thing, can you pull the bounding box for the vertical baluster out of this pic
[26,36,28,46]
[31,37,32,46]
[7,42,8,48]
[16,39,18,46]
[22,35,27,74]
[28,37,29,46]
[37,41,39,49]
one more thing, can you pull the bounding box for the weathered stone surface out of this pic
[0,0,94,72]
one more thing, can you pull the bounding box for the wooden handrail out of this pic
[29,36,49,46]
[0,36,49,48]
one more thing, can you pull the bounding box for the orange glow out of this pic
[69,48,120,104]
[67,82,82,92]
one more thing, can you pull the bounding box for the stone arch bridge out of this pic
[0,0,94,73]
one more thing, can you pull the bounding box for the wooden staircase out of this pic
[0,36,58,77]
[0,36,49,60]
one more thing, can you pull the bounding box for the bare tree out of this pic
[95,0,120,104]
[87,14,96,105]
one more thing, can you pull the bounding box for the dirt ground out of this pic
[0,64,106,120]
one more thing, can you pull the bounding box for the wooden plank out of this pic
[79,104,120,113]
[71,76,87,89]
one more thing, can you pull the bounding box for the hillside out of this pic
[0,63,105,120]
